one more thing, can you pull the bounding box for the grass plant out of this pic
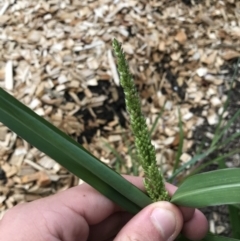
[0,41,240,241]
[104,100,165,176]
[112,39,169,202]
[173,108,184,173]
[169,57,240,183]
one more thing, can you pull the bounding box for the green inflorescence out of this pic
[112,38,170,202]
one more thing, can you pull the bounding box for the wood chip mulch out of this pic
[0,0,240,236]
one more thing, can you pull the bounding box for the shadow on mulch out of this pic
[64,80,127,144]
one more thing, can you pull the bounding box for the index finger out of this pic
[44,175,194,225]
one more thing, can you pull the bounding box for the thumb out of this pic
[114,201,183,241]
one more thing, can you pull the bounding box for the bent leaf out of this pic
[0,88,152,214]
[171,168,240,208]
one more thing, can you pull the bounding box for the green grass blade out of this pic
[168,147,216,182]
[149,103,165,137]
[0,88,152,213]
[195,136,207,157]
[211,57,240,148]
[230,204,240,210]
[171,168,240,208]
[218,131,240,149]
[228,205,240,239]
[121,128,139,175]
[186,148,240,177]
[103,140,125,173]
[218,156,226,169]
[127,147,140,176]
[173,108,184,173]
[212,109,240,148]
[219,159,240,240]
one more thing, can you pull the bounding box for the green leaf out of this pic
[0,88,152,214]
[212,109,240,148]
[168,147,215,182]
[211,57,240,148]
[149,103,165,137]
[173,108,184,173]
[220,131,240,149]
[228,205,240,239]
[217,157,240,240]
[171,168,240,208]
[103,139,125,173]
[186,148,240,179]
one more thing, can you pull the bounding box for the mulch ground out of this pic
[0,0,240,237]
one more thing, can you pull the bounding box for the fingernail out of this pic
[150,208,176,241]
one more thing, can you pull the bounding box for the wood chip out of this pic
[27,30,42,44]
[180,153,192,164]
[175,30,187,44]
[5,61,13,90]
[37,171,51,187]
[221,50,240,60]
[39,156,56,169]
[0,196,6,207]
[207,111,218,125]
[108,135,121,142]
[0,127,8,141]
[210,96,222,107]
[196,67,208,77]
[1,2,239,232]
[108,49,120,86]
[21,172,40,184]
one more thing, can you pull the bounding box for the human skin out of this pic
[0,175,208,241]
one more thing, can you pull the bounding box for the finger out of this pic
[121,175,193,221]
[0,176,143,241]
[88,212,133,241]
[45,175,145,225]
[46,175,200,230]
[126,177,204,234]
[114,201,183,241]
[126,176,195,222]
[0,201,89,241]
[2,175,207,241]
[165,182,208,240]
[166,182,195,221]
[181,209,209,240]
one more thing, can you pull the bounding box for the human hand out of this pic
[0,175,208,241]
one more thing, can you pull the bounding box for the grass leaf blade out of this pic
[173,108,184,173]
[149,103,165,137]
[0,88,152,213]
[211,57,240,147]
[228,205,240,239]
[171,168,240,208]
[168,147,215,182]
